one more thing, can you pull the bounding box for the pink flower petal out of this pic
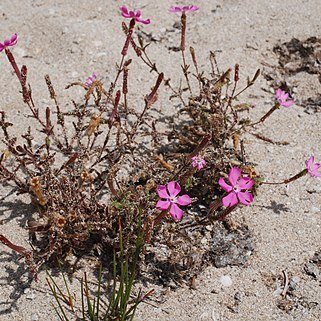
[168,5,199,13]
[128,10,136,17]
[157,185,170,199]
[238,177,254,189]
[0,43,4,52]
[305,155,321,177]
[169,203,184,221]
[177,194,192,206]
[168,6,181,13]
[119,6,129,14]
[135,9,141,17]
[281,100,294,108]
[311,170,321,177]
[183,5,199,12]
[218,177,232,192]
[120,6,133,18]
[167,181,180,197]
[10,33,18,45]
[198,161,205,170]
[156,200,170,210]
[222,192,238,207]
[135,17,151,24]
[188,5,199,12]
[310,163,321,177]
[275,88,294,107]
[228,167,241,186]
[306,155,314,167]
[237,191,253,205]
[122,12,132,18]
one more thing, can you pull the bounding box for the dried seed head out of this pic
[30,177,40,188]
[1,149,10,161]
[56,216,66,229]
[87,113,101,137]
[38,196,47,206]
[52,212,66,229]
[80,170,93,182]
[29,177,47,206]
[242,165,258,179]
[232,133,239,150]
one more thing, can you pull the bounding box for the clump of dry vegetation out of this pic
[1,6,313,318]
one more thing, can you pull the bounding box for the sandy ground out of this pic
[1,0,321,320]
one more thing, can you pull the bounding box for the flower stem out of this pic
[154,210,167,226]
[180,12,192,94]
[5,48,21,82]
[213,205,237,221]
[251,103,280,126]
[180,12,186,51]
[262,169,308,185]
[121,18,135,56]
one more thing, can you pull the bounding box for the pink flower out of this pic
[0,33,18,52]
[275,89,294,108]
[168,5,199,13]
[84,72,97,87]
[119,6,151,24]
[156,181,191,221]
[191,155,206,170]
[218,167,254,207]
[305,155,321,177]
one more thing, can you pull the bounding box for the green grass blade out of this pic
[95,264,103,319]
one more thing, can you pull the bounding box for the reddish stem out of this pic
[154,210,167,226]
[5,48,22,82]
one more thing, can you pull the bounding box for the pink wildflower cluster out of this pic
[168,5,199,13]
[0,33,18,52]
[119,6,150,24]
[275,89,294,108]
[305,155,321,177]
[84,72,97,87]
[219,167,254,207]
[156,181,191,221]
[191,154,206,170]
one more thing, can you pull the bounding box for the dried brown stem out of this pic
[0,234,37,279]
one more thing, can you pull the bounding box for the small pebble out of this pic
[310,206,320,214]
[289,276,300,290]
[26,292,35,300]
[220,275,232,287]
[272,287,283,296]
[31,314,39,321]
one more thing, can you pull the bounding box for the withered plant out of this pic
[0,19,165,272]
